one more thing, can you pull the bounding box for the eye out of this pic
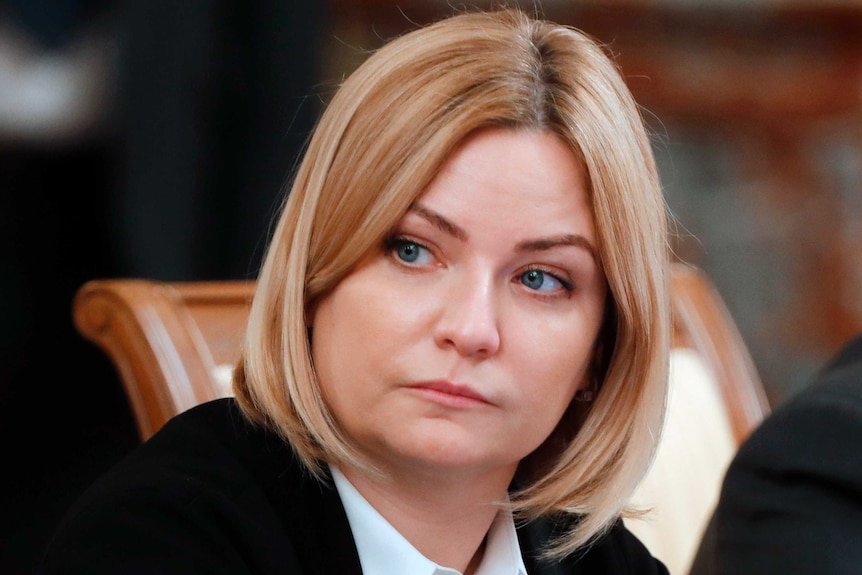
[518,269,572,295]
[386,237,433,266]
[397,242,421,263]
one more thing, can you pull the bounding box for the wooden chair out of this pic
[72,263,770,574]
[73,280,255,440]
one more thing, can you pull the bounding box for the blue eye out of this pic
[519,269,568,293]
[397,242,422,263]
[386,237,432,266]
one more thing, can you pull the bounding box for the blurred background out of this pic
[1,0,860,572]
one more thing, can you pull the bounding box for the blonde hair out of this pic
[234,8,669,557]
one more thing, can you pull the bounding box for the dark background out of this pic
[0,1,325,572]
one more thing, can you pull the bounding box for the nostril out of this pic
[433,312,501,358]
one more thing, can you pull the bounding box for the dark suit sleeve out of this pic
[692,335,862,575]
[35,455,307,575]
[38,488,268,574]
[35,401,309,575]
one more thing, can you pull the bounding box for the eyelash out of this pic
[518,267,575,296]
[384,235,433,265]
[384,234,575,297]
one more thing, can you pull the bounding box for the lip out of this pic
[406,380,493,408]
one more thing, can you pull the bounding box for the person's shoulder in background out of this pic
[691,333,862,575]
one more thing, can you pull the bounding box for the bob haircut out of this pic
[234,8,669,557]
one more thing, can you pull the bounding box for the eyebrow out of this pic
[516,235,599,264]
[409,203,468,241]
[409,202,599,264]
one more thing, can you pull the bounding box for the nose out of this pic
[433,274,501,358]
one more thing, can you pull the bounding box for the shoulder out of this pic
[784,333,862,416]
[36,399,312,574]
[734,334,862,472]
[723,333,862,517]
[700,334,862,574]
[69,398,298,507]
[520,517,669,575]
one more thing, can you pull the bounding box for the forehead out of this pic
[413,127,594,239]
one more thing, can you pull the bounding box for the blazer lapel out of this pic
[229,407,364,575]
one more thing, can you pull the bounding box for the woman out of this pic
[39,9,669,574]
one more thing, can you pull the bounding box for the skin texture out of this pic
[310,128,607,572]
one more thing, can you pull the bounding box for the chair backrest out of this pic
[72,263,769,574]
[73,280,255,440]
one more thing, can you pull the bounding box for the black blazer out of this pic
[691,334,862,575]
[37,399,667,575]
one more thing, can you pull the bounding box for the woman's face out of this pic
[310,128,607,483]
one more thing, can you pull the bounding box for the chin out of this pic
[389,436,525,479]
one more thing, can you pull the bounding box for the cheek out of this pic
[311,296,377,433]
[525,318,596,383]
[311,275,417,396]
[511,317,599,419]
[310,287,367,391]
[527,352,588,420]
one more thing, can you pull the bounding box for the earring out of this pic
[574,376,599,402]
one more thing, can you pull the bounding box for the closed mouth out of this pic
[406,380,492,406]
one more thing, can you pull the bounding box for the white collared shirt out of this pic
[331,466,528,575]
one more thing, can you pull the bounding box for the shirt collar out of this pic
[331,466,527,575]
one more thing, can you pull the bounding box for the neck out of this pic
[339,463,515,574]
